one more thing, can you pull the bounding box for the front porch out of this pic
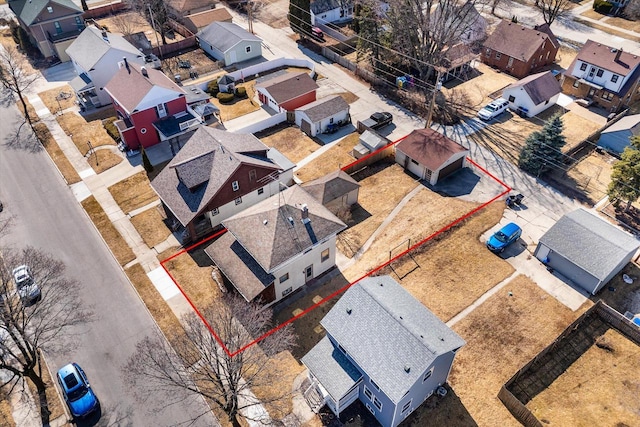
[153,111,201,141]
[69,73,101,109]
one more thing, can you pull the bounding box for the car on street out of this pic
[478,98,509,121]
[57,363,100,418]
[12,265,41,305]
[486,222,522,253]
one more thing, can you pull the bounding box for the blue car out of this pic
[486,222,522,253]
[56,363,99,418]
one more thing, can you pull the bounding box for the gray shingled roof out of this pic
[256,72,319,105]
[296,95,349,123]
[301,336,363,403]
[10,0,81,26]
[320,275,465,404]
[301,170,360,205]
[197,22,261,53]
[505,71,561,105]
[540,209,639,281]
[151,127,281,227]
[601,114,640,134]
[66,26,143,72]
[222,185,346,272]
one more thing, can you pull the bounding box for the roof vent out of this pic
[287,216,294,227]
[346,307,352,314]
[263,219,268,225]
[140,66,148,77]
[301,204,309,223]
[611,48,618,53]
[404,365,411,373]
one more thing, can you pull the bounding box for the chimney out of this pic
[123,57,130,73]
[301,204,309,223]
[615,48,623,62]
[140,65,148,77]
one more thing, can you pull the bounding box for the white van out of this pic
[477,98,509,121]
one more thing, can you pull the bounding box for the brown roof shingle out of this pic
[257,72,319,104]
[570,39,640,77]
[396,129,468,171]
[483,20,557,62]
[505,71,561,105]
[183,8,232,30]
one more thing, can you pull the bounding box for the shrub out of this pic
[593,0,613,13]
[103,117,120,142]
[217,92,235,103]
[207,80,219,96]
[235,86,247,98]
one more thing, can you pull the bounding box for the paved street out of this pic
[0,100,215,426]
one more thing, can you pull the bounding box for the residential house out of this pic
[481,21,559,79]
[167,0,216,18]
[256,72,319,113]
[151,126,294,243]
[302,275,465,426]
[437,43,478,83]
[104,61,199,149]
[66,26,145,109]
[534,209,639,295]
[560,40,640,112]
[181,7,233,34]
[598,114,640,154]
[310,0,353,25]
[8,0,84,61]
[502,71,562,118]
[197,22,262,66]
[205,185,346,305]
[395,129,469,185]
[301,170,360,214]
[432,1,487,45]
[295,95,350,136]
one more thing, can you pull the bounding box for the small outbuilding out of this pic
[197,22,262,66]
[295,95,350,136]
[256,72,319,113]
[534,209,639,295]
[395,129,469,185]
[301,170,360,213]
[502,71,562,118]
[598,114,640,154]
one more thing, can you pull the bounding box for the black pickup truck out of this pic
[361,112,393,130]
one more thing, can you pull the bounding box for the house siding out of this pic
[503,87,560,117]
[561,73,640,112]
[224,41,262,65]
[481,41,557,79]
[395,149,467,185]
[534,244,600,294]
[280,92,317,112]
[598,130,633,154]
[21,2,83,59]
[295,108,350,137]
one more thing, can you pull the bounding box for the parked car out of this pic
[57,363,100,418]
[311,27,325,41]
[362,112,393,130]
[12,265,41,305]
[486,222,522,253]
[478,98,509,121]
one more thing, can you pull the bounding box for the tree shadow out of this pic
[2,120,44,153]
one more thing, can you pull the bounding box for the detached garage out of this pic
[395,129,469,185]
[534,209,639,295]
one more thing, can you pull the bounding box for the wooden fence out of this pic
[342,144,395,175]
[321,47,385,88]
[82,1,128,19]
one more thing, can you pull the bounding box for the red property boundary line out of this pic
[160,138,511,358]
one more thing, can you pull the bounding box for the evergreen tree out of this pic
[141,145,154,173]
[518,115,566,177]
[355,0,382,66]
[289,0,312,40]
[607,136,640,211]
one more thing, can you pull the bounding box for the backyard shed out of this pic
[534,209,639,295]
[301,170,360,213]
[295,95,350,136]
[197,22,262,66]
[598,114,640,154]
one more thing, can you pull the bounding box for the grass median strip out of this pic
[108,172,158,215]
[34,123,81,185]
[130,207,171,249]
[57,112,115,156]
[81,196,136,266]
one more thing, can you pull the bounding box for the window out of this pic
[235,197,242,205]
[212,207,219,215]
[410,158,419,166]
[602,92,614,101]
[75,16,82,27]
[282,286,292,296]
[580,63,587,71]
[485,48,491,55]
[507,57,514,68]
[321,249,330,262]
[245,46,251,53]
[249,170,256,181]
[363,385,372,400]
[402,400,412,414]
[365,403,375,414]
[140,127,147,134]
[508,95,515,103]
[47,6,53,13]
[157,103,166,118]
[54,21,62,33]
[596,69,604,77]
[423,368,433,382]
[279,273,289,283]
[573,80,580,88]
[370,379,380,391]
[373,396,382,411]
[257,188,264,195]
[495,52,501,60]
[232,181,239,191]
[611,74,619,83]
[329,117,334,124]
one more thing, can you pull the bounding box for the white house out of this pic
[295,95,350,136]
[310,0,354,25]
[66,25,144,108]
[205,185,346,305]
[197,22,262,66]
[502,71,562,118]
[302,275,465,426]
[395,129,469,185]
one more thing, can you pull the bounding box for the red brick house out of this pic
[256,72,319,113]
[481,21,558,79]
[561,40,640,113]
[104,60,200,149]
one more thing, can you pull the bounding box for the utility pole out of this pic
[247,1,254,34]
[148,3,163,59]
[425,69,442,129]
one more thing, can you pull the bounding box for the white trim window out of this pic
[232,180,239,191]
[423,367,433,382]
[402,399,412,414]
[373,395,382,411]
[363,385,372,400]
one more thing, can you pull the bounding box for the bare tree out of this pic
[625,0,640,19]
[128,0,170,45]
[0,45,40,134]
[534,0,572,25]
[110,11,146,36]
[125,295,297,427]
[0,247,93,424]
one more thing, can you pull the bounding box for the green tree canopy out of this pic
[518,115,566,177]
[608,135,640,211]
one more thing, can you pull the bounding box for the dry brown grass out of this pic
[445,62,517,108]
[56,113,115,156]
[580,8,603,19]
[259,126,321,163]
[213,81,261,121]
[95,12,182,47]
[337,163,420,259]
[564,150,615,203]
[34,123,81,185]
[561,111,603,152]
[336,91,359,104]
[251,351,305,420]
[87,149,123,174]
[574,18,640,43]
[130,206,171,249]
[108,172,157,215]
[15,99,39,124]
[24,354,65,424]
[602,15,640,32]
[527,328,640,426]
[556,45,580,70]
[295,133,361,182]
[38,85,76,114]
[0,389,14,427]
[591,263,640,314]
[81,196,136,266]
[449,276,590,427]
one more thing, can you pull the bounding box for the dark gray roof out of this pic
[222,185,346,272]
[197,22,261,53]
[311,0,342,14]
[301,170,360,205]
[540,209,639,281]
[183,85,211,104]
[505,71,561,105]
[218,74,236,85]
[320,276,465,404]
[69,73,94,92]
[9,0,81,26]
[205,232,275,302]
[301,336,363,402]
[66,26,143,72]
[296,95,349,123]
[151,127,281,226]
